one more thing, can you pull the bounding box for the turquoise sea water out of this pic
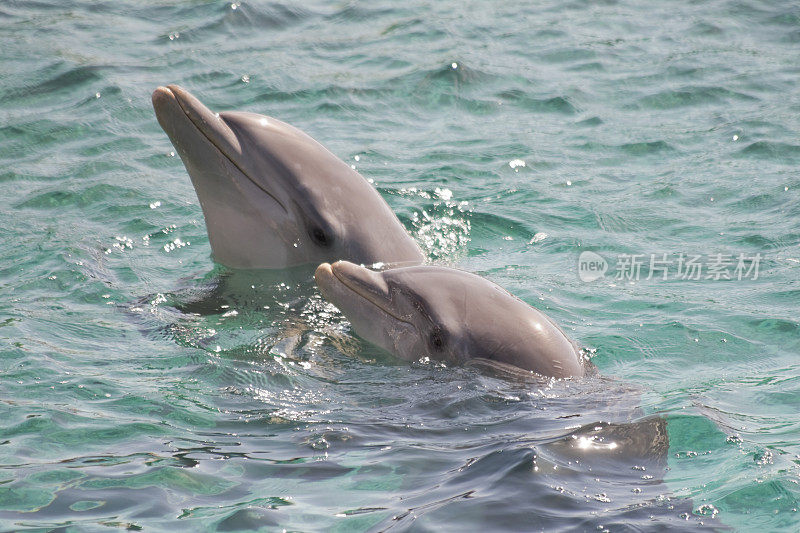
[2,0,800,530]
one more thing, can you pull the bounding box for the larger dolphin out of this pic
[315,261,587,378]
[152,85,424,269]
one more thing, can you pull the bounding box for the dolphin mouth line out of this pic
[167,86,288,213]
[329,265,415,327]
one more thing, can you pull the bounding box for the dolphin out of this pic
[151,85,424,269]
[314,261,586,378]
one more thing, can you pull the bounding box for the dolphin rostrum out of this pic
[315,261,587,378]
[152,85,424,269]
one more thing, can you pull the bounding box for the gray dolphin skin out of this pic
[152,85,424,269]
[315,261,586,378]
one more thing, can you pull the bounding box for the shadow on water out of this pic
[110,267,730,531]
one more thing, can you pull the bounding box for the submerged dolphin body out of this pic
[315,261,587,378]
[152,85,424,269]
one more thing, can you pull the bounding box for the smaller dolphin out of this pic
[315,261,586,378]
[152,85,424,269]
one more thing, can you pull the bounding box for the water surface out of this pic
[1,0,799,530]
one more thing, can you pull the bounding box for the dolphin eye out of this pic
[310,226,331,247]
[429,330,445,352]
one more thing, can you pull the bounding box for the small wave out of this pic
[738,140,800,162]
[637,85,758,109]
[329,3,396,22]
[689,21,725,36]
[619,140,676,155]
[566,61,607,73]
[575,139,676,156]
[497,89,578,114]
[575,116,603,126]
[207,1,311,34]
[379,16,447,41]
[538,46,597,64]
[16,184,143,210]
[417,61,493,87]
[0,63,105,105]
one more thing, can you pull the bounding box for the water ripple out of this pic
[1,0,798,530]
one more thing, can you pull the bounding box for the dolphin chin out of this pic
[315,261,587,378]
[152,85,424,270]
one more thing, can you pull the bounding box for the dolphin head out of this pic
[152,85,423,269]
[315,261,586,378]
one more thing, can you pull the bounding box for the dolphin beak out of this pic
[330,261,391,302]
[152,85,242,163]
[315,261,405,321]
